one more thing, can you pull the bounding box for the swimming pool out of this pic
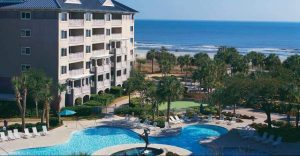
[12,125,228,155]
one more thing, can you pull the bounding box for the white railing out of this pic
[122,61,127,68]
[69,36,84,44]
[69,69,84,77]
[93,20,105,26]
[92,50,105,56]
[116,62,122,69]
[82,86,90,93]
[69,52,84,61]
[92,35,105,42]
[111,34,122,39]
[69,19,84,27]
[111,19,122,26]
[73,86,90,96]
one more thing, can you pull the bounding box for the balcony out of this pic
[122,75,127,81]
[92,35,105,42]
[69,36,84,44]
[122,61,127,68]
[69,69,84,77]
[69,52,84,62]
[92,20,105,26]
[116,62,122,69]
[111,34,122,39]
[73,86,90,96]
[111,20,122,26]
[69,19,84,27]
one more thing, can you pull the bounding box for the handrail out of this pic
[0,146,9,155]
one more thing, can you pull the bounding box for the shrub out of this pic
[154,117,165,128]
[64,106,94,116]
[129,98,141,108]
[84,100,103,107]
[49,117,60,127]
[202,106,218,115]
[90,94,115,106]
[75,98,82,105]
[0,101,20,118]
[110,86,124,97]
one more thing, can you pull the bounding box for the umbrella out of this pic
[59,109,76,116]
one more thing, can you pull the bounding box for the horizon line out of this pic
[135,18,300,23]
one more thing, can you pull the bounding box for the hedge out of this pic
[84,100,103,107]
[109,86,124,97]
[90,94,115,106]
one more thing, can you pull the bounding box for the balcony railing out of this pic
[73,86,90,96]
[116,62,122,69]
[69,52,84,61]
[69,36,84,44]
[122,61,127,68]
[69,19,84,27]
[111,19,122,26]
[104,80,111,87]
[92,35,105,42]
[92,50,105,56]
[69,69,84,77]
[92,20,105,26]
[111,34,122,39]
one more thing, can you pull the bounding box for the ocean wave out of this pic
[135,42,300,56]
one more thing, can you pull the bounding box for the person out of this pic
[3,120,8,131]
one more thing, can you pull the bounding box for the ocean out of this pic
[135,20,300,58]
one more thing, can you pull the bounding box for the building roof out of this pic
[0,0,138,13]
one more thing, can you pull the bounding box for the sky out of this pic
[118,0,300,22]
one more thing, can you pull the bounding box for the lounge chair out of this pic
[149,122,158,131]
[162,122,171,132]
[7,130,16,140]
[272,137,282,147]
[182,115,192,122]
[0,132,8,141]
[41,126,49,136]
[170,116,179,124]
[13,129,21,139]
[23,128,32,138]
[263,135,274,144]
[255,132,268,142]
[174,115,184,122]
[32,127,40,137]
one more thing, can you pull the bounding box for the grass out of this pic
[159,101,203,111]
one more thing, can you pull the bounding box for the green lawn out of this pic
[159,101,204,111]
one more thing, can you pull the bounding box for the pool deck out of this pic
[0,115,299,155]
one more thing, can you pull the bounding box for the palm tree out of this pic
[146,49,157,74]
[145,81,160,121]
[177,56,185,73]
[136,58,146,72]
[157,76,183,122]
[12,74,28,131]
[42,78,53,128]
[56,83,66,122]
[183,55,192,83]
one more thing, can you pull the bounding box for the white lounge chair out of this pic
[13,129,21,139]
[41,126,49,136]
[32,127,40,137]
[7,130,16,140]
[162,122,171,132]
[272,137,282,147]
[263,135,274,144]
[149,122,158,131]
[170,116,179,124]
[255,132,268,142]
[0,132,8,141]
[175,115,184,123]
[23,128,32,138]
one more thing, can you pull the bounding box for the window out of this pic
[123,69,127,75]
[21,47,31,55]
[117,70,121,77]
[21,12,31,20]
[61,66,67,74]
[106,58,109,64]
[61,13,68,21]
[124,55,127,61]
[86,46,91,53]
[86,78,89,85]
[21,29,31,37]
[130,50,134,55]
[130,38,134,44]
[106,29,110,36]
[105,14,111,21]
[86,61,90,69]
[117,56,121,62]
[61,30,67,39]
[61,48,67,57]
[130,61,133,67]
[116,42,121,48]
[130,26,134,32]
[106,73,110,79]
[86,29,91,37]
[106,44,110,50]
[86,13,92,21]
[21,64,31,72]
[98,75,103,82]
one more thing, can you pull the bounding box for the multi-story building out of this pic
[0,0,137,107]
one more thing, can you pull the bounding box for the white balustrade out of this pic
[111,20,122,26]
[93,20,105,26]
[69,69,84,77]
[69,36,84,44]
[69,52,84,61]
[92,35,105,42]
[69,19,84,27]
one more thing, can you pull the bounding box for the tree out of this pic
[145,81,161,120]
[40,78,53,128]
[125,70,145,105]
[264,54,281,70]
[210,88,226,117]
[157,76,183,122]
[177,56,185,73]
[146,49,157,74]
[26,69,48,118]
[245,51,266,70]
[283,55,300,80]
[56,83,66,123]
[183,55,192,83]
[12,73,29,131]
[193,53,211,67]
[157,47,176,76]
[136,58,146,72]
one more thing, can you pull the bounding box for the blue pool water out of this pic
[12,125,227,155]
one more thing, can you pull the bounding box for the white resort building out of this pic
[0,0,137,107]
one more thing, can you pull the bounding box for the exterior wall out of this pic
[0,10,59,93]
